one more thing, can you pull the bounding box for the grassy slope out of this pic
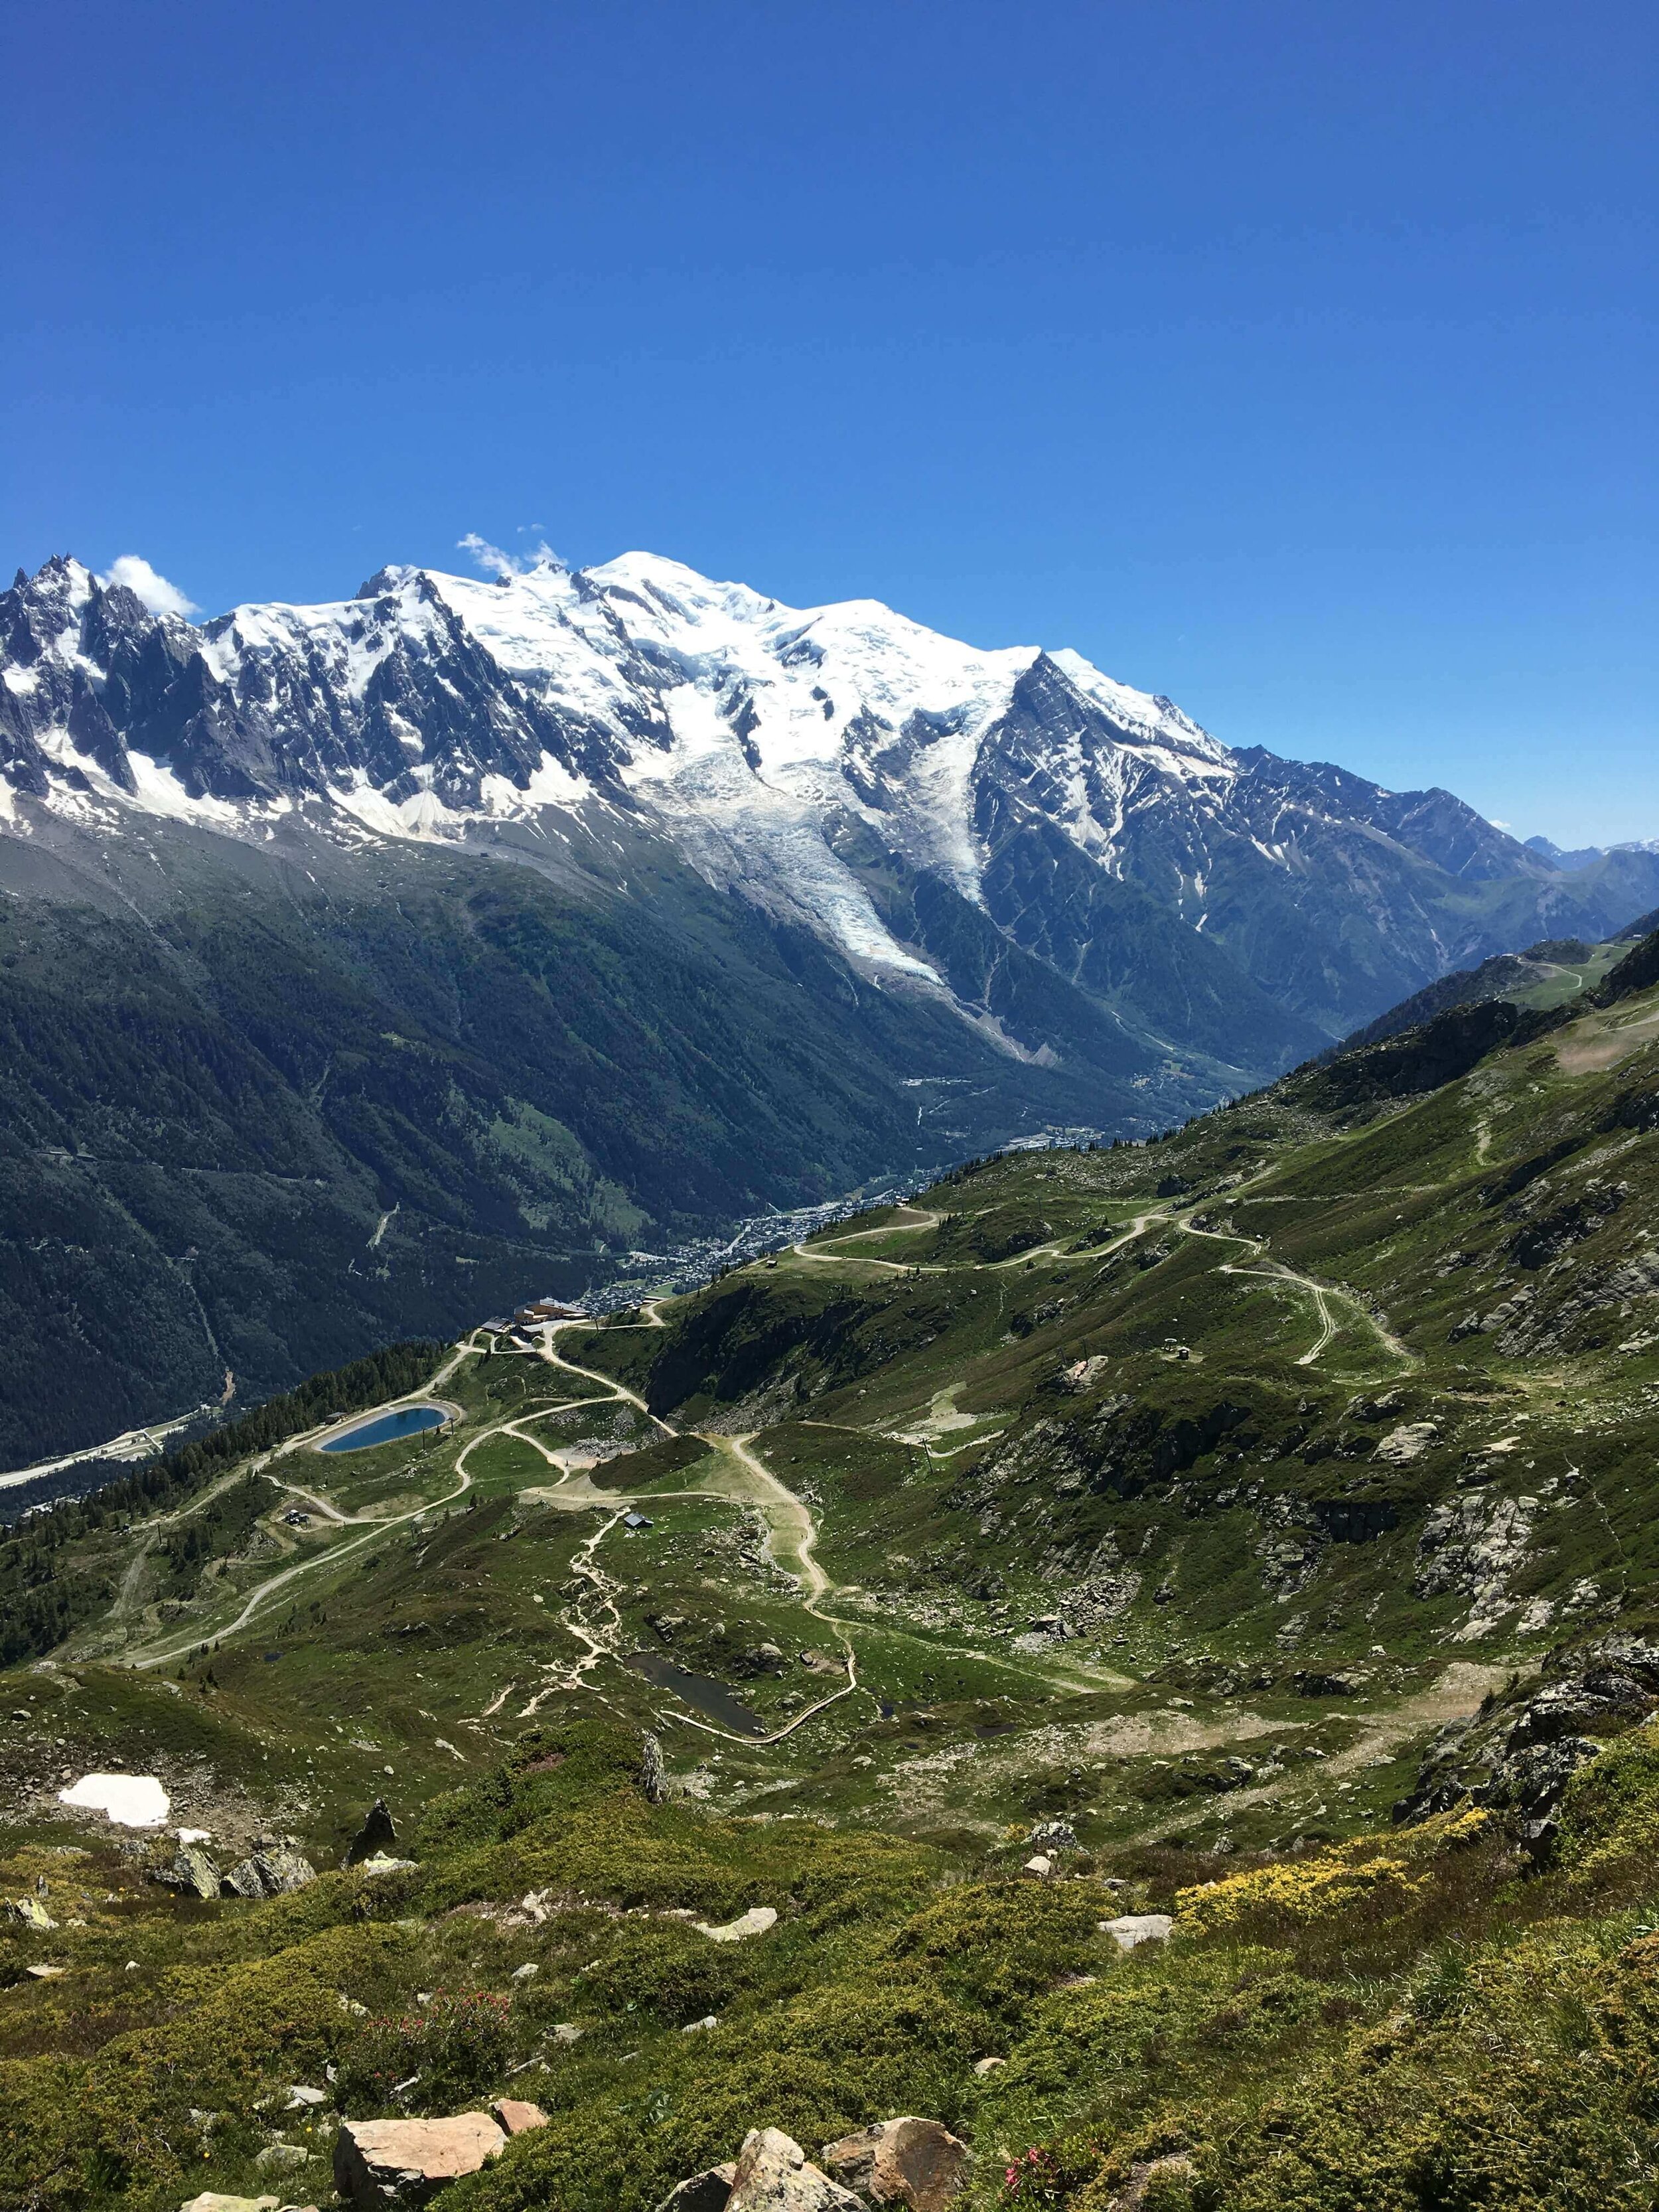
[8,965,1659,2207]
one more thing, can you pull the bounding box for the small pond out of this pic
[626,1652,769,1737]
[319,1404,448,1453]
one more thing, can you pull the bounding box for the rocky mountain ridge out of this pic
[7,550,1657,1049]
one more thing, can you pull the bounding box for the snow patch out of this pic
[60,1774,171,1827]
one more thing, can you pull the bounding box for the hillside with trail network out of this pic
[9,926,1659,2211]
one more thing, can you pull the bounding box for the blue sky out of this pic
[5,1,1654,846]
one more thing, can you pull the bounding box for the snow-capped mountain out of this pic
[4,548,1654,1046]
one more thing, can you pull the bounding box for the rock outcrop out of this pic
[3,1895,57,1931]
[1102,1914,1173,1951]
[654,2166,738,2212]
[1394,1634,1659,1852]
[640,1732,667,1805]
[221,1846,317,1900]
[332,2116,506,2209]
[344,1800,399,1868]
[155,1842,222,1899]
[695,1906,778,1943]
[820,2118,972,2210]
[725,2130,863,2212]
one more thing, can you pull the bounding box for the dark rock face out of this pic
[1394,1636,1659,1854]
[0,559,624,812]
[344,1799,399,1866]
[1308,999,1561,1108]
[654,2168,738,2212]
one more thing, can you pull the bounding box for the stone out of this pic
[155,1844,222,1900]
[221,1847,317,1900]
[1025,1820,1078,1853]
[971,2057,1005,2077]
[1022,1856,1054,1880]
[344,1799,399,1867]
[510,1961,538,1981]
[286,2087,328,2110]
[681,2014,719,2032]
[1293,1670,1359,1698]
[640,1732,667,1806]
[821,2117,972,2211]
[726,2130,863,2212]
[489,2101,547,2137]
[695,1905,778,1942]
[254,2144,311,2175]
[1374,1422,1439,1465]
[654,2164,737,2212]
[358,1854,417,1878]
[5,1895,57,1931]
[333,2117,507,2209]
[550,2022,583,2044]
[1102,1914,1173,1951]
[25,1963,67,1979]
[180,2194,279,2212]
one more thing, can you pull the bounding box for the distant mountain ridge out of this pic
[7,550,1657,1053]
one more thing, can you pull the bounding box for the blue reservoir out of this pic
[319,1405,447,1452]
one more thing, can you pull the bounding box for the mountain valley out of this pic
[8,928,1659,2210]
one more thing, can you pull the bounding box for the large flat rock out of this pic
[332,2116,506,2209]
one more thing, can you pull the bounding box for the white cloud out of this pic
[101,555,199,618]
[458,531,563,578]
[458,531,518,578]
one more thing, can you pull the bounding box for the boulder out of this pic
[695,1905,778,1943]
[1102,1914,1173,1952]
[254,2145,310,2176]
[344,1799,399,1868]
[821,2117,972,2210]
[179,2195,279,2212]
[332,2115,506,2209]
[1022,1855,1054,1880]
[654,2164,737,2212]
[971,2057,1005,2078]
[222,1847,317,1901]
[155,1844,222,1900]
[640,1733,667,1806]
[489,2101,547,2136]
[726,2130,864,2212]
[4,1895,57,1931]
[358,1854,417,1878]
